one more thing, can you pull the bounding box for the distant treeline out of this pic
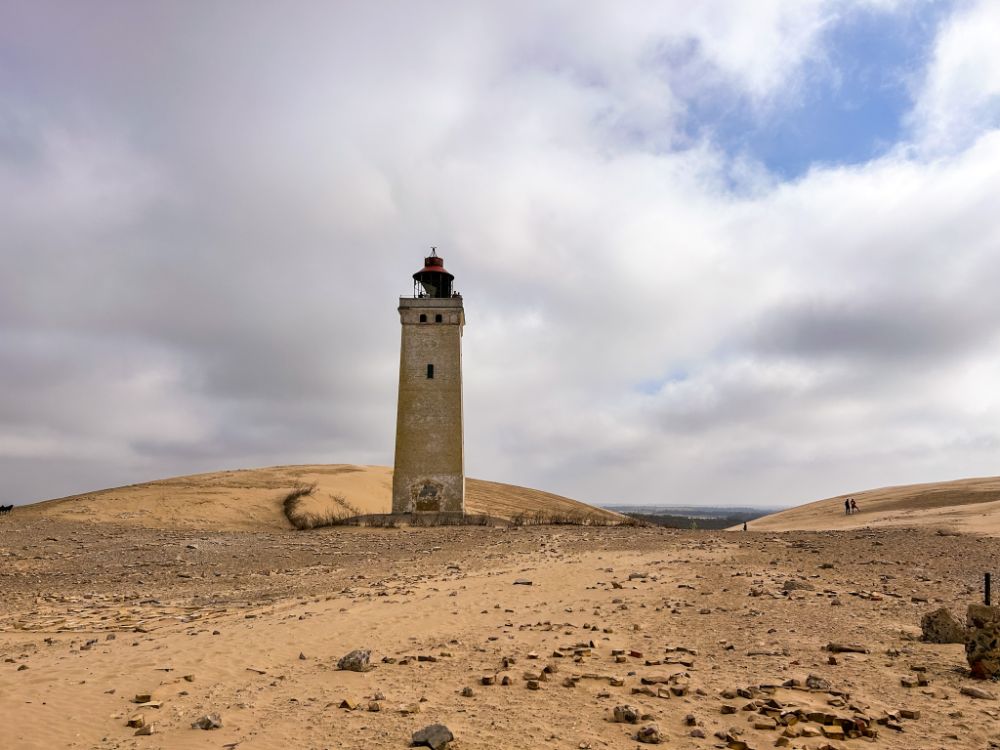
[624,511,765,530]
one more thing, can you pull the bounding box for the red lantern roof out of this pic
[414,254,453,279]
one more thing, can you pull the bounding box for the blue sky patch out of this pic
[682,2,954,178]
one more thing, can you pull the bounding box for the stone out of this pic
[412,723,454,749]
[783,579,815,592]
[613,705,640,724]
[636,724,662,744]
[920,607,966,644]
[960,685,995,700]
[127,714,145,728]
[825,642,868,654]
[965,604,1000,679]
[337,649,372,672]
[133,693,152,704]
[513,579,533,586]
[191,713,222,730]
[460,686,474,697]
[805,674,832,691]
[134,724,154,736]
[821,725,845,740]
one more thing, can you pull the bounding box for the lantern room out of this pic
[412,249,455,298]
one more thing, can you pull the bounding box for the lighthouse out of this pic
[392,250,465,514]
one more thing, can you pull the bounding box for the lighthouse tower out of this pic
[392,250,465,514]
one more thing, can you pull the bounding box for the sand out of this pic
[3,516,1000,749]
[3,470,1000,749]
[747,475,1000,535]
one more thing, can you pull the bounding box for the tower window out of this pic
[419,314,427,323]
[426,364,434,379]
[435,314,443,323]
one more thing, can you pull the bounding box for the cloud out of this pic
[908,0,1000,153]
[1,1,998,508]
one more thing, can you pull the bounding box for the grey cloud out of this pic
[748,293,1000,363]
[2,1,999,509]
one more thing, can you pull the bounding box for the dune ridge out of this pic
[17,464,623,530]
[748,475,1000,535]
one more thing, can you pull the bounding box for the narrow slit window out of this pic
[419,313,427,323]
[426,364,434,379]
[435,314,443,323]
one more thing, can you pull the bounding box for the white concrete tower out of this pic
[392,250,465,514]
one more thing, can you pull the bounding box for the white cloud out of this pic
[908,0,1000,153]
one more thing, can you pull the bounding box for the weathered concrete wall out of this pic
[392,297,465,514]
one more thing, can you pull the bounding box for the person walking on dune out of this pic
[844,498,851,515]
[850,498,859,514]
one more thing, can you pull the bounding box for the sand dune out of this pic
[17,464,622,529]
[748,475,1000,535]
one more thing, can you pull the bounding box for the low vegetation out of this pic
[282,483,353,530]
[625,511,761,530]
[281,484,641,530]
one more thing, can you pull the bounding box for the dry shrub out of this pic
[507,511,641,528]
[282,483,355,530]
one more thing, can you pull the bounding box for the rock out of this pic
[805,674,832,691]
[965,604,1000,679]
[636,724,662,744]
[460,686,474,697]
[960,685,996,700]
[126,714,144,728]
[134,724,154,736]
[337,649,372,672]
[133,693,152,704]
[513,579,533,586]
[825,642,868,654]
[920,607,966,644]
[613,705,640,724]
[783,579,815,592]
[412,723,454,749]
[191,713,222,730]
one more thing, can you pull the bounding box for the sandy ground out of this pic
[2,515,999,750]
[747,476,1000,536]
[17,465,622,530]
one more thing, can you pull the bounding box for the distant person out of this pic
[844,498,851,516]
[850,498,859,514]
[742,521,748,532]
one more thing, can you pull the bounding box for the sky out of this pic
[2,0,1000,509]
